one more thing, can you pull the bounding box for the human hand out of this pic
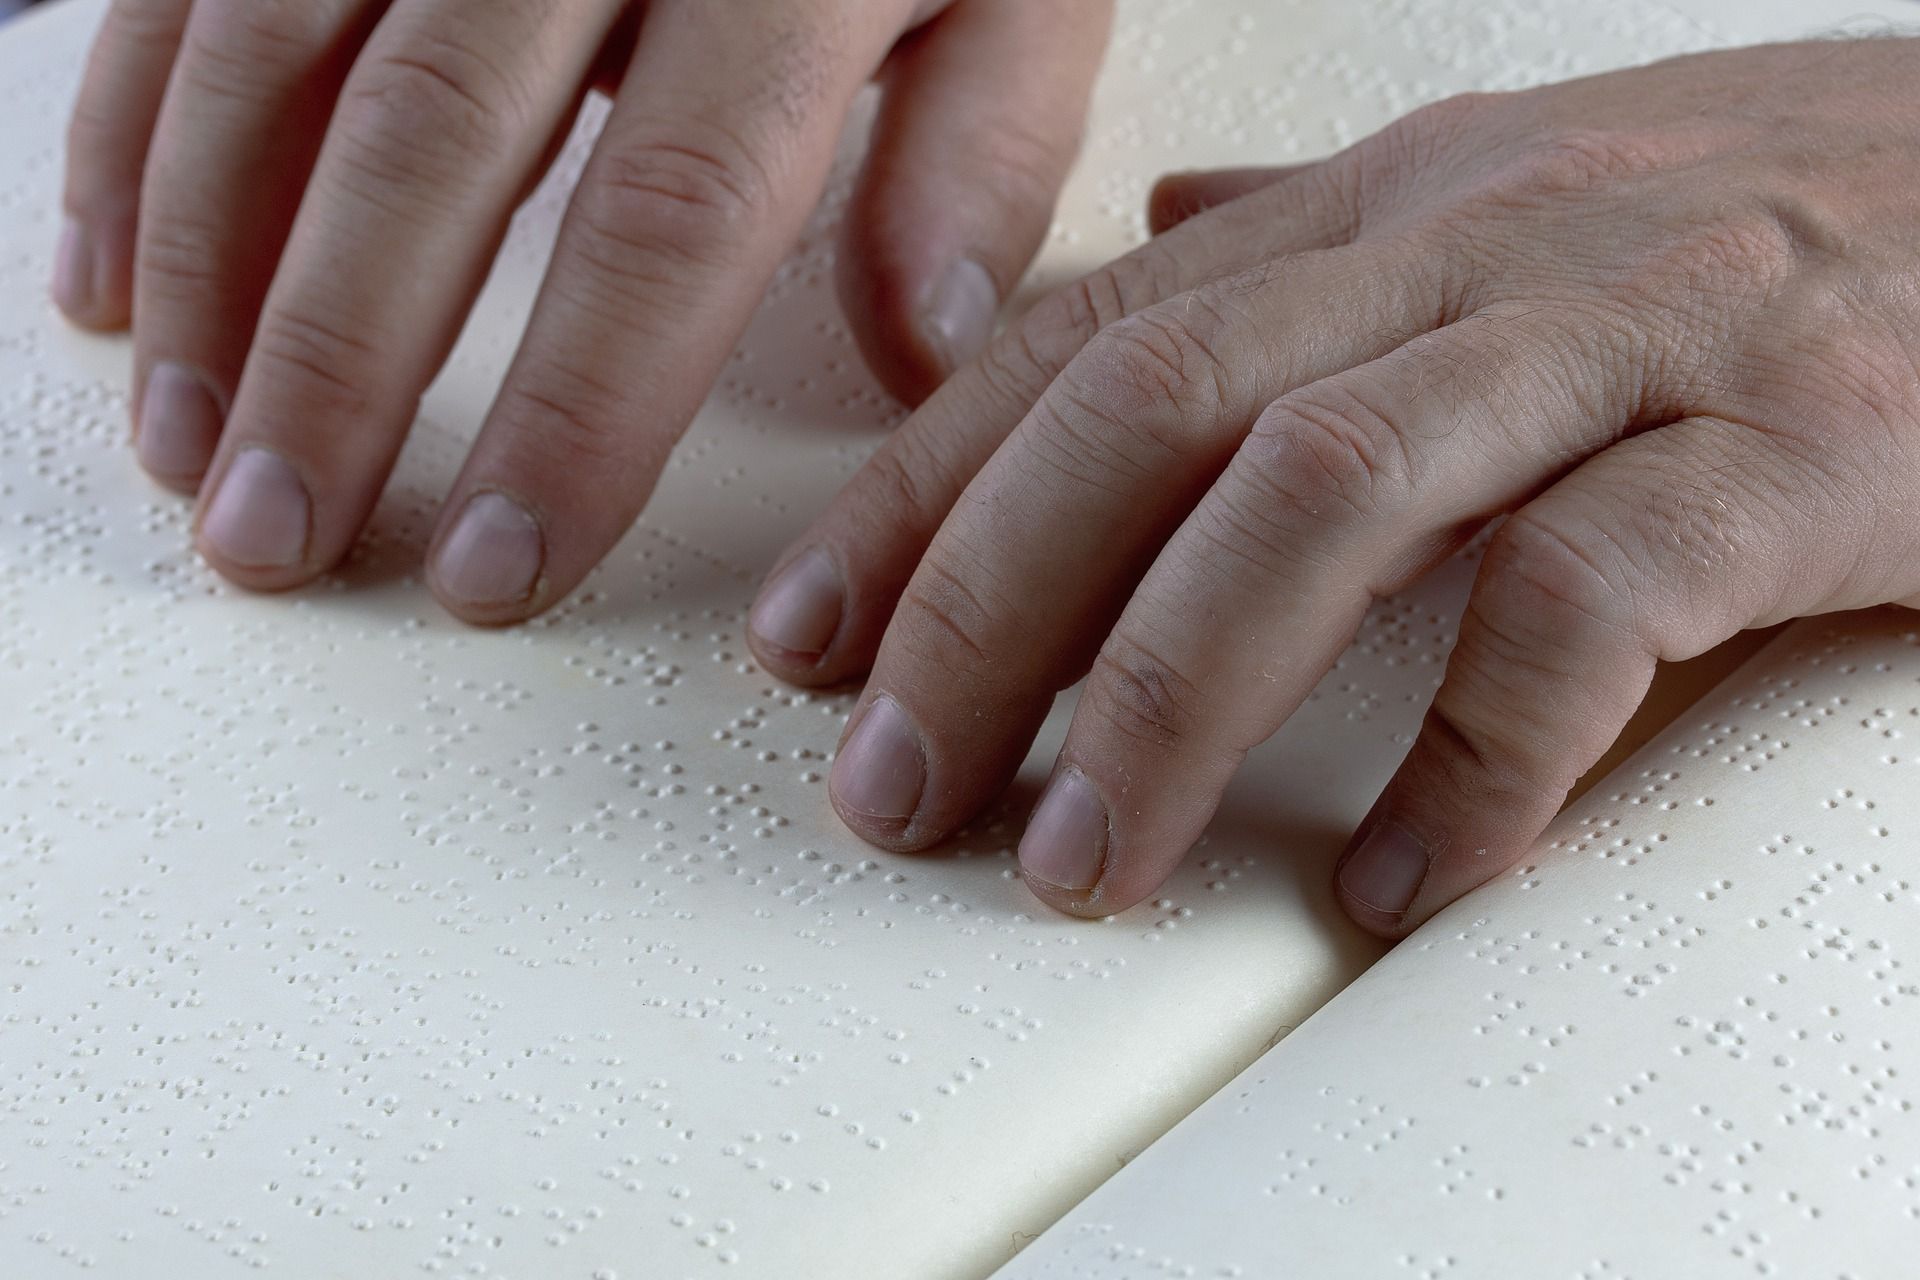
[54,0,1111,618]
[746,38,1920,937]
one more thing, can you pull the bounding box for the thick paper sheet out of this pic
[1,1,1913,1278]
[1000,609,1920,1279]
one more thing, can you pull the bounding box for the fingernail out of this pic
[432,491,544,608]
[922,256,997,373]
[52,217,95,317]
[1337,820,1432,915]
[1019,767,1109,892]
[830,695,925,828]
[199,447,310,569]
[136,362,223,484]
[749,547,843,659]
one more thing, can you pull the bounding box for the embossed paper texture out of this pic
[1,1,1914,1279]
[1001,611,1920,1280]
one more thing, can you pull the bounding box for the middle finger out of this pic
[192,0,622,584]
[826,229,1462,848]
[748,159,1370,685]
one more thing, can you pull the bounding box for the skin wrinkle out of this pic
[1421,309,1619,462]
[71,0,1130,613]
[1185,479,1341,585]
[822,40,1920,937]
[55,3,1920,941]
[1122,47,1917,932]
[249,306,381,402]
[1019,404,1153,497]
[1078,310,1236,440]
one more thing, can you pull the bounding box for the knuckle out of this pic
[1068,304,1234,433]
[1691,206,1801,281]
[969,116,1077,217]
[1017,303,1238,493]
[1003,251,1178,382]
[102,0,186,45]
[1363,91,1496,184]
[1403,90,1497,138]
[1620,206,1799,315]
[1083,633,1205,751]
[892,552,1011,673]
[335,40,523,179]
[1006,264,1139,377]
[1418,696,1553,802]
[1507,127,1671,195]
[497,363,650,478]
[1432,123,1683,231]
[1185,481,1311,581]
[1430,525,1636,799]
[1593,213,1796,329]
[70,0,188,194]
[855,437,944,529]
[1477,511,1629,639]
[248,304,379,410]
[577,130,772,273]
[183,0,336,83]
[1754,189,1854,266]
[77,0,187,147]
[1236,383,1405,529]
[64,97,122,167]
[135,210,224,296]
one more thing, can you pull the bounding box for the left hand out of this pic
[743,37,1920,937]
[54,0,1110,620]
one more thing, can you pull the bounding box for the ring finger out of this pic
[748,159,1370,687]
[1017,298,1697,912]
[55,0,195,332]
[827,230,1468,850]
[129,0,380,489]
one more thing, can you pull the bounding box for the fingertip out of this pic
[1332,880,1420,940]
[827,694,932,850]
[1332,814,1439,940]
[1020,870,1115,919]
[747,533,904,688]
[838,0,1101,405]
[747,546,846,671]
[146,470,206,498]
[834,222,992,407]
[134,361,224,492]
[745,633,836,686]
[429,593,542,630]
[50,218,92,319]
[1144,165,1304,237]
[918,255,999,383]
[1145,173,1199,237]
[51,214,133,331]
[192,552,316,594]
[426,490,548,627]
[1017,765,1108,889]
[193,446,317,590]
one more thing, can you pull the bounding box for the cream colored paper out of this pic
[0,1,1912,1278]
[1002,609,1920,1279]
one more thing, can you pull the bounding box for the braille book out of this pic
[2,1,1916,1277]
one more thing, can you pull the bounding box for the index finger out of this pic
[425,0,908,621]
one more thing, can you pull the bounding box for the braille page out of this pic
[999,609,1920,1280]
[1,2,1913,1279]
